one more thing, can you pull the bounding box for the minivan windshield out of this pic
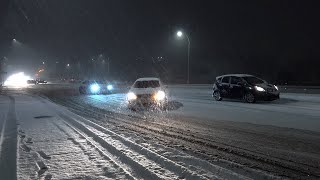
[134,80,160,88]
[242,76,265,85]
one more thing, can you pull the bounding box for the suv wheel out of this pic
[213,91,222,101]
[244,92,255,103]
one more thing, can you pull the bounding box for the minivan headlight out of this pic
[274,85,279,91]
[255,86,265,92]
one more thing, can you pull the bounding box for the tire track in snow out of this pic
[52,120,135,180]
[50,97,319,179]
[58,112,207,179]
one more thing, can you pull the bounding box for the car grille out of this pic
[267,88,276,93]
[137,94,153,99]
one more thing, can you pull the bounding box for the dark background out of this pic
[1,0,320,84]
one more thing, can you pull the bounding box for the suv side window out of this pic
[221,76,230,84]
[231,76,242,84]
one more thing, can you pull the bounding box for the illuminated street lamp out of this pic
[176,30,191,84]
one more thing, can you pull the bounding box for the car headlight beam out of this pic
[274,85,279,91]
[255,86,265,92]
[154,90,166,101]
[127,92,137,101]
[107,84,113,90]
[90,84,100,93]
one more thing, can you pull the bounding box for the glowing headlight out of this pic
[154,90,166,101]
[127,92,137,101]
[107,84,113,90]
[274,85,278,91]
[255,86,265,92]
[90,84,100,93]
[4,72,31,88]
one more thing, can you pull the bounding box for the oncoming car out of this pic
[127,77,168,110]
[79,80,114,94]
[212,74,280,103]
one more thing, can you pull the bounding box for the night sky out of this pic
[1,0,320,84]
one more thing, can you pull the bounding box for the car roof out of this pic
[217,74,255,79]
[135,77,160,81]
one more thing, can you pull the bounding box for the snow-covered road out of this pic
[1,91,270,179]
[58,85,320,132]
[1,85,320,179]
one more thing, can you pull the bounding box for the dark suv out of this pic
[212,74,280,103]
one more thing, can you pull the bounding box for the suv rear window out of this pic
[134,80,160,88]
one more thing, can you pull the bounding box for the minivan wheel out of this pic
[244,92,256,103]
[213,91,222,101]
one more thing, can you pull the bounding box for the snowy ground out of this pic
[0,90,272,179]
[45,84,320,132]
[1,85,320,179]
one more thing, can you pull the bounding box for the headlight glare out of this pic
[274,85,278,91]
[255,86,265,92]
[154,90,166,101]
[127,92,137,101]
[107,84,113,90]
[90,84,100,93]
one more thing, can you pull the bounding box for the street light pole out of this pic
[186,34,190,84]
[177,31,191,84]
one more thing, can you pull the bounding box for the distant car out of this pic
[36,79,47,84]
[127,77,168,110]
[212,74,280,103]
[27,80,36,84]
[79,80,114,94]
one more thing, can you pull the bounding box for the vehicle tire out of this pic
[79,88,86,94]
[244,92,256,103]
[213,91,222,101]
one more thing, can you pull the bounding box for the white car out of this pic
[127,77,168,110]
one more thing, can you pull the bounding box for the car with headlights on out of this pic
[212,74,279,103]
[79,80,114,94]
[127,77,168,110]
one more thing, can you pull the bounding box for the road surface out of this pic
[0,85,319,179]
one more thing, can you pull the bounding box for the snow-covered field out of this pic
[1,85,320,179]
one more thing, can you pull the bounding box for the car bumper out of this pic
[128,98,166,107]
[255,92,280,101]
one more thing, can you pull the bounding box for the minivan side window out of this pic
[231,76,242,84]
[221,77,230,83]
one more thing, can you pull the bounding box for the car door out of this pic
[220,76,231,97]
[230,76,244,98]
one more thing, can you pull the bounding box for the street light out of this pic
[177,31,183,37]
[176,30,191,84]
